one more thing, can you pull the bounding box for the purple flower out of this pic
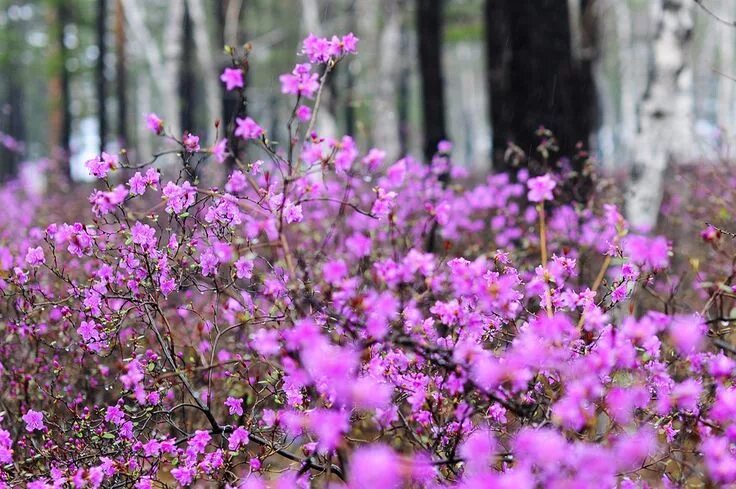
[162,181,197,214]
[527,174,556,202]
[145,113,164,134]
[295,105,312,122]
[131,222,157,250]
[170,465,195,487]
[212,138,227,163]
[279,63,320,98]
[235,117,264,140]
[225,396,244,416]
[85,152,118,179]
[228,426,250,451]
[284,200,303,223]
[235,257,254,279]
[302,33,332,63]
[105,405,125,425]
[182,132,200,152]
[220,67,244,91]
[348,445,400,489]
[23,410,45,432]
[668,314,705,355]
[25,246,45,267]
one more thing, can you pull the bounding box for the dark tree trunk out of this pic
[115,0,128,147]
[416,0,447,163]
[485,0,598,169]
[97,0,108,153]
[216,0,247,172]
[59,2,72,168]
[179,2,195,133]
[3,79,24,180]
[397,6,411,157]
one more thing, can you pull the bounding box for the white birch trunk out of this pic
[162,0,185,135]
[121,0,182,135]
[186,0,222,143]
[626,0,695,229]
[372,0,402,159]
[615,0,637,165]
[717,0,736,135]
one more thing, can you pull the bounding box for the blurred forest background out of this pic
[0,0,734,221]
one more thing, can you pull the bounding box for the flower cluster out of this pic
[0,33,732,489]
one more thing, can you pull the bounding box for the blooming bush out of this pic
[0,33,735,488]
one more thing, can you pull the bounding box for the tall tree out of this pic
[416,0,447,162]
[97,0,108,153]
[179,2,195,134]
[626,0,695,228]
[48,0,72,176]
[115,0,128,147]
[485,0,598,168]
[187,0,221,144]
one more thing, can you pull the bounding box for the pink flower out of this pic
[182,132,200,152]
[323,260,347,284]
[85,152,118,178]
[187,430,211,457]
[220,67,244,91]
[89,185,128,216]
[348,445,400,489]
[437,140,453,154]
[105,405,125,425]
[212,138,227,163]
[371,187,397,219]
[302,33,332,63]
[527,174,556,202]
[25,246,45,267]
[23,410,45,432]
[362,148,385,171]
[295,105,312,122]
[127,172,146,195]
[669,314,705,355]
[228,426,250,451]
[170,465,195,487]
[235,117,264,140]
[340,33,359,54]
[279,63,320,98]
[284,200,303,223]
[131,222,156,250]
[225,396,244,416]
[162,181,197,214]
[235,257,254,279]
[623,235,670,270]
[145,113,164,135]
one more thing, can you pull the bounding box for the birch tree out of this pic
[626,0,695,229]
[182,0,222,144]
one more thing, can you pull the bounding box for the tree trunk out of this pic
[187,0,222,144]
[216,0,247,172]
[115,0,128,148]
[717,0,735,134]
[97,0,108,153]
[615,0,636,165]
[416,0,447,162]
[626,0,695,229]
[372,0,403,160]
[485,0,597,168]
[52,2,72,175]
[180,2,195,134]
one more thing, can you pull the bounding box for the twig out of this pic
[694,0,736,27]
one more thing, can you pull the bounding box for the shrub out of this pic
[0,33,732,488]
